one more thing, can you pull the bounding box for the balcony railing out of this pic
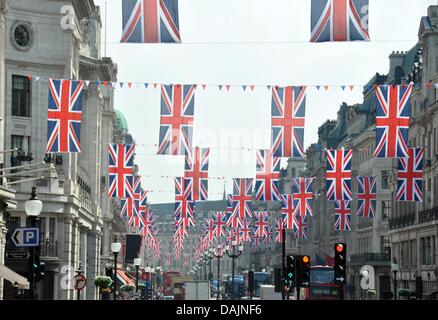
[40,240,57,257]
[389,213,416,230]
[419,206,438,224]
[350,253,391,264]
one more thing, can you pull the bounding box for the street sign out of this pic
[73,274,87,291]
[5,251,30,259]
[11,228,39,247]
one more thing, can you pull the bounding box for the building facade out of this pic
[1,0,118,300]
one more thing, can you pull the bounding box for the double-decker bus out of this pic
[303,266,342,300]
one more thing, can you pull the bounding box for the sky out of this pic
[94,0,438,204]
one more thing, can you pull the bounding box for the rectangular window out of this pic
[39,217,46,242]
[49,217,56,242]
[12,75,31,117]
[382,201,390,220]
[381,171,389,190]
[11,135,31,153]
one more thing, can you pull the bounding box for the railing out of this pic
[389,213,416,230]
[419,207,438,224]
[350,253,391,264]
[40,240,58,257]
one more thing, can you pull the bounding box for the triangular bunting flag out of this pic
[349,85,355,91]
[324,86,329,91]
[119,82,124,88]
[35,77,40,82]
[242,85,247,91]
[202,84,207,90]
[225,85,231,91]
[316,86,321,91]
[85,80,90,87]
[27,76,33,81]
[250,85,255,91]
[153,83,158,89]
[95,81,100,87]
[341,86,346,91]
[128,82,132,88]
[218,85,223,91]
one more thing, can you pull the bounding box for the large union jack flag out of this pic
[174,177,195,228]
[292,178,314,217]
[334,200,352,231]
[253,212,269,238]
[293,214,308,239]
[255,149,281,201]
[271,86,306,158]
[108,144,135,198]
[326,148,353,201]
[281,194,296,230]
[121,0,181,43]
[158,84,195,155]
[356,176,377,218]
[374,85,412,158]
[310,0,370,42]
[184,147,209,201]
[232,178,254,219]
[396,148,424,202]
[46,79,84,153]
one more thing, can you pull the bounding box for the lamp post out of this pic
[24,186,43,300]
[155,266,162,299]
[203,252,208,280]
[226,241,244,300]
[150,267,155,299]
[76,262,84,301]
[391,258,400,301]
[145,266,151,300]
[134,258,141,297]
[111,237,121,301]
[208,248,214,281]
[215,245,224,300]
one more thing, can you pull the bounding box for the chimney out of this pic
[388,51,406,81]
[428,6,438,27]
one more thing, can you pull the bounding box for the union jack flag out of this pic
[184,147,209,201]
[396,148,424,202]
[140,190,149,207]
[174,177,195,228]
[120,198,138,220]
[326,148,353,201]
[139,210,154,237]
[183,254,189,266]
[271,86,306,158]
[232,178,254,219]
[253,212,269,238]
[293,214,308,239]
[226,194,242,228]
[213,212,227,238]
[108,144,135,198]
[128,213,144,229]
[310,0,370,42]
[264,226,273,246]
[356,176,377,218]
[334,200,352,231]
[292,178,314,217]
[255,150,281,201]
[374,85,412,158]
[239,219,252,242]
[46,79,84,153]
[206,219,216,242]
[251,237,262,251]
[157,84,195,155]
[281,194,296,229]
[275,218,284,243]
[121,0,181,43]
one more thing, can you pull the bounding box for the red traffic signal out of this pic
[336,243,344,253]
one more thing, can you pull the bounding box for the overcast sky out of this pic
[94,0,437,204]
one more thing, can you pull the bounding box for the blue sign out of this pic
[11,228,39,247]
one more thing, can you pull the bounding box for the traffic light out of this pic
[286,255,296,287]
[33,250,45,282]
[237,283,244,298]
[296,255,310,288]
[334,243,347,285]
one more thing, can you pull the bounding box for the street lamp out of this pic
[391,258,400,300]
[111,237,121,301]
[150,267,155,299]
[145,266,151,300]
[24,186,43,300]
[208,248,215,281]
[215,245,224,300]
[203,251,209,280]
[226,241,244,300]
[134,258,142,297]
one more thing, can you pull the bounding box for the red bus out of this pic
[303,266,342,300]
[163,272,180,296]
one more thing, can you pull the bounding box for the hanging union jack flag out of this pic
[121,0,181,43]
[396,148,424,202]
[326,148,353,201]
[253,212,269,238]
[271,86,307,158]
[239,218,252,242]
[310,0,370,42]
[213,212,227,238]
[293,214,308,239]
[226,194,242,229]
[374,85,412,158]
[46,79,84,153]
[174,177,195,228]
[158,84,196,156]
[232,178,254,219]
[292,178,314,217]
[120,197,139,220]
[356,176,377,218]
[275,218,284,243]
[255,149,281,201]
[184,147,209,201]
[281,194,296,230]
[108,144,135,198]
[334,200,352,231]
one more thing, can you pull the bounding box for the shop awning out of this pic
[116,270,135,285]
[0,263,29,290]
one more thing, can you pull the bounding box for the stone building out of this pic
[1,0,118,300]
